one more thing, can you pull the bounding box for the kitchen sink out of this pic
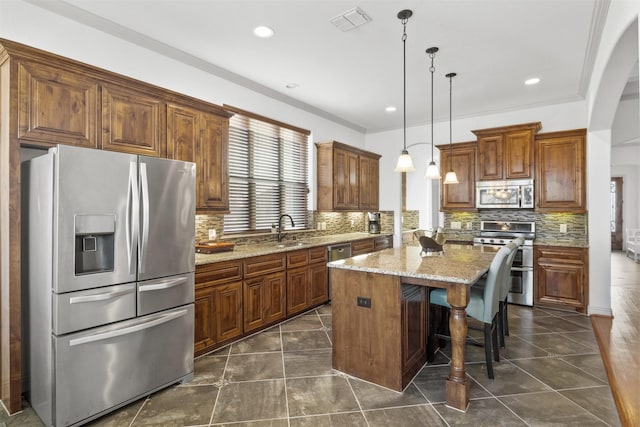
[275,241,308,248]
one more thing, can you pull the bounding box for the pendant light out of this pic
[424,47,440,179]
[443,72,459,184]
[394,10,415,173]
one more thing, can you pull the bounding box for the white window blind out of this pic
[224,110,309,234]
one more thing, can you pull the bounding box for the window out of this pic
[223,106,310,234]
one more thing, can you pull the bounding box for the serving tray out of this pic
[195,241,235,254]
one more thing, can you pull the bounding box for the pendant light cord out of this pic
[402,17,408,153]
[449,74,453,170]
[428,50,436,161]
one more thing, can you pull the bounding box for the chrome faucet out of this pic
[277,214,295,243]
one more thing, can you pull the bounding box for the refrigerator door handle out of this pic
[139,162,150,273]
[69,288,135,304]
[139,276,188,292]
[127,161,139,275]
[69,309,189,347]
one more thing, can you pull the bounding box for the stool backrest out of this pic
[480,245,512,323]
[499,240,521,300]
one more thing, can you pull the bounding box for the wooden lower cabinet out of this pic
[244,271,287,333]
[194,281,243,356]
[534,245,589,313]
[287,247,329,316]
[193,245,331,355]
[332,269,426,391]
[351,236,394,256]
[401,284,427,385]
[351,238,375,256]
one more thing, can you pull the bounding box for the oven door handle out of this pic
[511,266,533,272]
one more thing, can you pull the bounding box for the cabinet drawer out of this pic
[351,239,375,256]
[309,246,328,264]
[287,250,309,268]
[374,236,393,251]
[535,246,585,262]
[196,260,242,286]
[244,253,286,278]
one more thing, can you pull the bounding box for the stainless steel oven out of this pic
[473,221,535,306]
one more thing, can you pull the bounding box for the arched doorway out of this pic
[588,17,639,316]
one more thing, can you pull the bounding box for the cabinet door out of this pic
[198,112,229,212]
[534,246,588,313]
[535,131,586,212]
[101,83,164,157]
[333,148,359,210]
[504,129,533,179]
[478,135,503,180]
[167,104,198,162]
[214,281,243,342]
[244,272,286,333]
[440,143,476,211]
[359,156,379,210]
[401,285,426,380]
[308,263,329,306]
[287,267,309,316]
[17,61,98,148]
[194,285,216,356]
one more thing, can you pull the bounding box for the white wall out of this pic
[586,1,640,316]
[0,0,367,211]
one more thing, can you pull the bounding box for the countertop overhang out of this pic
[328,243,495,285]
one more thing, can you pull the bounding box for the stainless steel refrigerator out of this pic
[22,145,196,427]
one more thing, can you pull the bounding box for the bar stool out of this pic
[429,244,512,379]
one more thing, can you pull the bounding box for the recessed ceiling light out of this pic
[285,83,299,89]
[525,77,541,85]
[253,26,274,38]
[385,106,397,112]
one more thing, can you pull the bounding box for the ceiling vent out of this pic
[330,7,372,32]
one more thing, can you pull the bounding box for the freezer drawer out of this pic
[53,283,136,335]
[137,273,194,316]
[53,305,194,427]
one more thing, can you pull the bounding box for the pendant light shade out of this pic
[394,10,415,173]
[443,72,459,185]
[395,150,415,172]
[424,47,440,180]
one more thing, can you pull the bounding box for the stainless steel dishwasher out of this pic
[327,243,352,299]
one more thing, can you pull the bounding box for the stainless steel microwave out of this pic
[476,179,534,209]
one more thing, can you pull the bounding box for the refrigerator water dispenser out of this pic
[74,214,116,275]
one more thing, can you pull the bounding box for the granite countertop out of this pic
[195,232,393,266]
[328,243,495,285]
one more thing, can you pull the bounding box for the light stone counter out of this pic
[195,232,392,265]
[328,243,494,285]
[534,238,589,248]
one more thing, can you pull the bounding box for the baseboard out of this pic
[588,305,613,317]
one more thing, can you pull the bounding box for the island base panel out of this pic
[331,268,428,392]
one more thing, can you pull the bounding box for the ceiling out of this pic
[30,0,621,134]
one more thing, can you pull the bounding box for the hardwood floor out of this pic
[592,252,640,427]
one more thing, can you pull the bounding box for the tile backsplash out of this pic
[444,210,588,244]
[196,210,394,246]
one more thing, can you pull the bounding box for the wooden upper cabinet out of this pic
[437,141,477,211]
[535,129,586,212]
[101,83,164,157]
[167,103,231,212]
[17,61,98,148]
[316,141,381,211]
[334,147,359,210]
[359,155,379,211]
[473,122,541,181]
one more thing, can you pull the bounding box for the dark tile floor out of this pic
[2,304,620,426]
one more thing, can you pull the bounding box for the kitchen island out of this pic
[329,243,494,411]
